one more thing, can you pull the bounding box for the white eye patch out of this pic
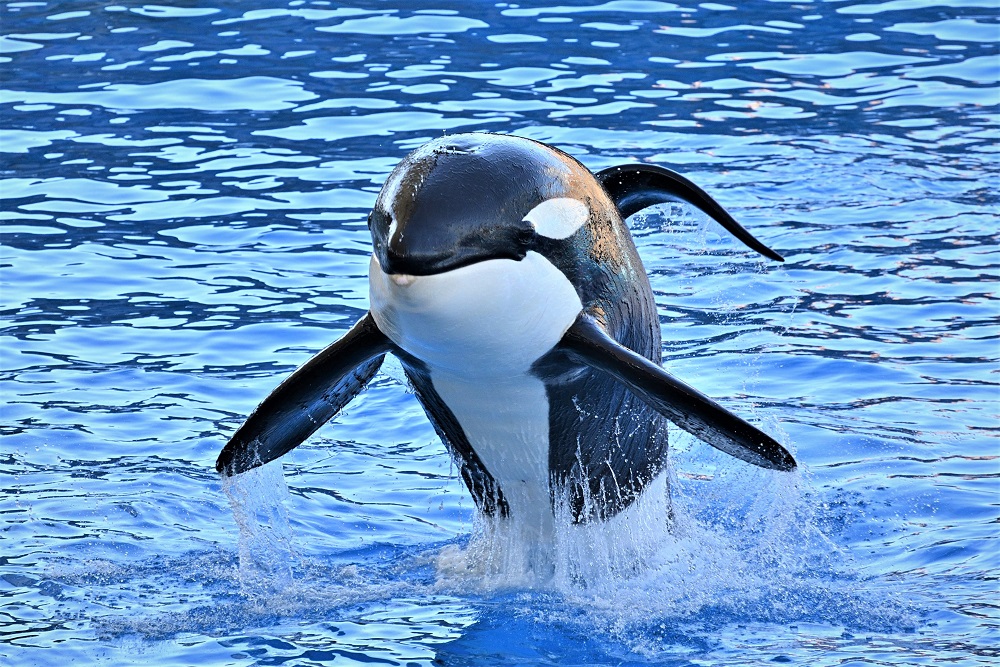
[523,197,589,240]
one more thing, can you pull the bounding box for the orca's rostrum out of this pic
[216,133,796,524]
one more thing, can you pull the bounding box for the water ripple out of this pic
[2,0,997,665]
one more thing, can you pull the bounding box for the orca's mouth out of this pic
[375,226,536,277]
[377,248,527,277]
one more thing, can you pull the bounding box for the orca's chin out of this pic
[368,252,583,377]
[388,273,416,287]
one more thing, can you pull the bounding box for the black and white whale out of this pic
[216,132,795,524]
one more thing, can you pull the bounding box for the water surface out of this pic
[2,1,997,665]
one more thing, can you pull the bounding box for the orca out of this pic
[216,132,795,523]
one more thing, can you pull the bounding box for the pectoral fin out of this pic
[216,312,393,476]
[596,164,784,262]
[557,313,796,471]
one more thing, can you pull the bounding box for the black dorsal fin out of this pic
[597,164,784,262]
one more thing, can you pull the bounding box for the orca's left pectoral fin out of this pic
[216,312,393,477]
[556,313,796,472]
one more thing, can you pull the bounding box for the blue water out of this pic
[2,1,997,665]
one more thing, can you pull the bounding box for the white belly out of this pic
[369,251,584,519]
[430,370,551,520]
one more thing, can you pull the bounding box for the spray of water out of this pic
[220,458,296,602]
[211,381,910,648]
[215,458,410,620]
[430,427,911,644]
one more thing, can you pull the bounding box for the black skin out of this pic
[217,132,796,523]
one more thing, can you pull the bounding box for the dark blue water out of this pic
[2,1,997,665]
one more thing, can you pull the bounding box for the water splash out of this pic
[431,433,915,641]
[75,467,407,641]
[220,460,296,601]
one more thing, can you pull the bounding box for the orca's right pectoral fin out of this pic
[216,312,393,477]
[556,313,796,472]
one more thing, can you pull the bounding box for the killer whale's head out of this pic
[367,132,616,276]
[366,133,620,373]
